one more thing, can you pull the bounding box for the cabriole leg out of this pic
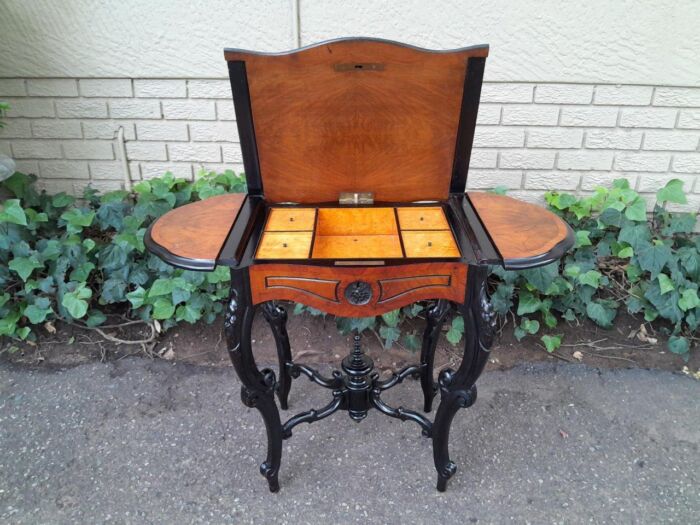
[431,266,495,492]
[225,269,283,493]
[420,299,451,412]
[261,302,293,410]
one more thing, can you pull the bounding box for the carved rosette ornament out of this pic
[344,281,372,305]
[223,292,239,349]
[477,281,497,351]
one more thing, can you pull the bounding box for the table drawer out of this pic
[249,262,467,317]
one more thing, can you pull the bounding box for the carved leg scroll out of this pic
[225,269,283,493]
[432,265,495,492]
[261,302,293,410]
[420,299,451,412]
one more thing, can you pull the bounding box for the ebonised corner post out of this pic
[432,264,495,491]
[225,268,283,492]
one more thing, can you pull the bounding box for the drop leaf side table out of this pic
[145,38,573,492]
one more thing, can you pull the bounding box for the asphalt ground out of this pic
[1,359,698,524]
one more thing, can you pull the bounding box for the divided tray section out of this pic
[397,206,460,258]
[256,208,316,259]
[312,208,403,259]
[255,206,460,260]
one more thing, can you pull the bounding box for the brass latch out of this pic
[339,192,374,205]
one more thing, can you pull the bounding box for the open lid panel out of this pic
[224,38,488,204]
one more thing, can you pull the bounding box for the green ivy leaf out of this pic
[60,208,95,233]
[61,283,92,319]
[624,197,647,222]
[126,286,147,308]
[206,266,229,284]
[52,193,75,208]
[24,304,53,324]
[517,290,541,315]
[520,262,559,293]
[445,316,464,345]
[667,336,689,356]
[0,199,28,226]
[86,310,107,327]
[521,318,540,335]
[149,278,175,297]
[152,297,175,320]
[541,334,562,353]
[9,256,43,281]
[381,309,400,328]
[578,270,602,289]
[656,179,687,205]
[176,303,201,324]
[678,289,700,312]
[618,224,651,251]
[617,246,633,258]
[586,301,616,328]
[637,241,672,277]
[379,325,401,349]
[575,230,592,248]
[657,273,675,295]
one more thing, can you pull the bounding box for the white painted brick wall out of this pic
[0,78,698,207]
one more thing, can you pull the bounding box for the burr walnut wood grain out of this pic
[249,262,468,317]
[396,207,450,230]
[312,234,403,259]
[467,192,571,264]
[401,231,460,258]
[256,232,312,259]
[316,207,398,236]
[149,193,245,264]
[264,208,316,231]
[225,40,488,203]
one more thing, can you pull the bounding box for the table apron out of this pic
[249,262,468,317]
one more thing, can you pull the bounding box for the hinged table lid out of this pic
[224,38,488,203]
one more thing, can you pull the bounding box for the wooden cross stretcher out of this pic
[146,38,573,492]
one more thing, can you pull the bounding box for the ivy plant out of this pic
[0,169,245,341]
[489,178,698,358]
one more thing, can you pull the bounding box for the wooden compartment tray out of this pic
[254,205,461,261]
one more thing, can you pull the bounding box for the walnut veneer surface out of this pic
[224,40,488,203]
[249,262,468,316]
[146,192,572,270]
[148,193,245,264]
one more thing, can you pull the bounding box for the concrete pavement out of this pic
[0,359,698,524]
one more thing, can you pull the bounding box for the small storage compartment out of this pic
[255,205,459,260]
[401,231,460,258]
[312,208,402,259]
[256,232,312,259]
[264,208,316,231]
[397,206,449,230]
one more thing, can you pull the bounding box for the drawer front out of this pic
[249,263,467,317]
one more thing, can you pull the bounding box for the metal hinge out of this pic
[339,192,374,205]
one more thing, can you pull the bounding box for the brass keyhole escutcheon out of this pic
[282,243,288,248]
[427,241,433,247]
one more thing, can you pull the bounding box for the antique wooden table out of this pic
[145,38,573,492]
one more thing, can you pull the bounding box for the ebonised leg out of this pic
[431,266,495,492]
[261,302,293,410]
[225,269,283,493]
[420,299,451,412]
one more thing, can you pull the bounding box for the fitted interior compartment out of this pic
[255,205,460,260]
[312,208,401,259]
